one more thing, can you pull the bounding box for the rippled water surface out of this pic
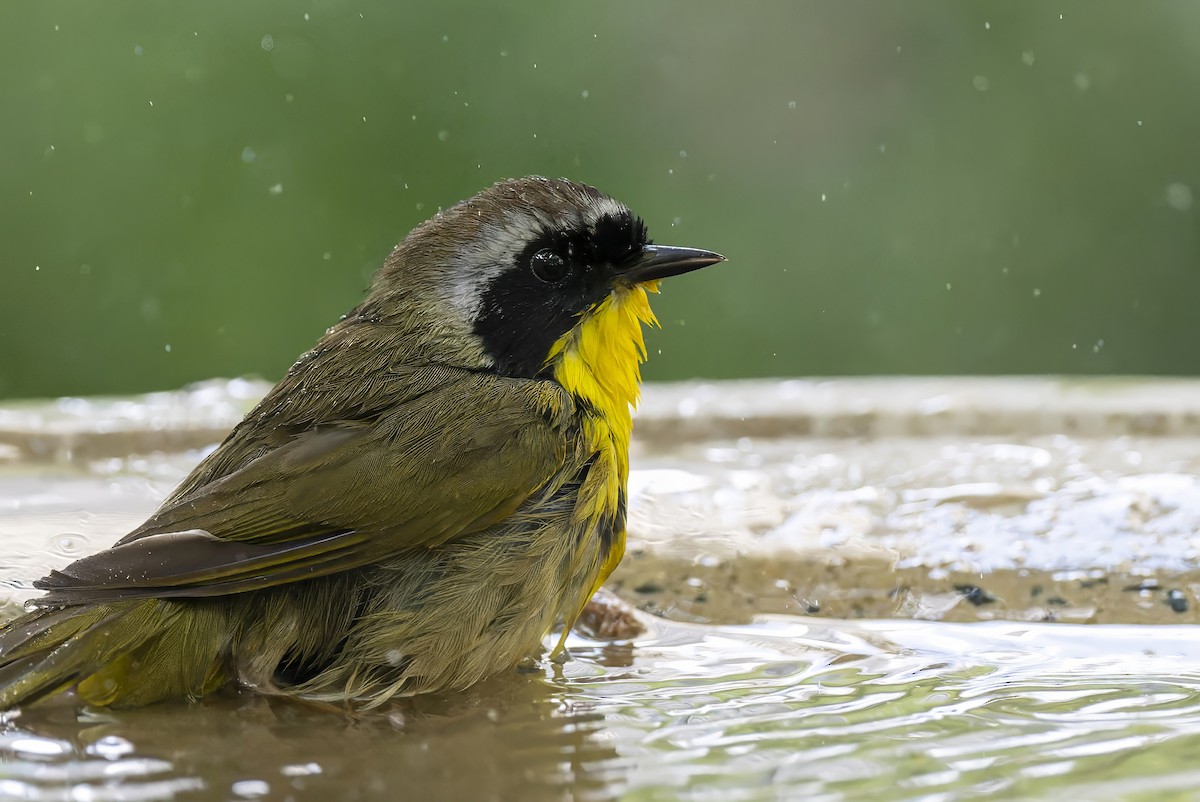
[3,618,1200,801]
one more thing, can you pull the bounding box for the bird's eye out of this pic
[529,249,568,283]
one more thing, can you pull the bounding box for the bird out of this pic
[0,176,725,709]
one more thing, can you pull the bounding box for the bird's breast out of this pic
[543,284,658,614]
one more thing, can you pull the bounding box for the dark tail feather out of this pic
[0,601,229,709]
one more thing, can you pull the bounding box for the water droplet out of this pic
[261,34,274,52]
[984,21,991,29]
[1074,72,1090,91]
[268,183,283,195]
[1093,339,1105,353]
[581,89,589,99]
[1033,288,1042,297]
[820,193,826,202]
[1022,50,1035,66]
[232,780,271,798]
[241,146,256,163]
[788,100,797,110]
[303,12,310,21]
[281,763,323,777]
[133,44,144,56]
[1166,183,1193,212]
[87,735,134,759]
[164,343,172,353]
[437,130,449,142]
[51,532,87,554]
[973,75,990,91]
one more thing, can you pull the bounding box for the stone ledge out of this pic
[636,377,1200,443]
[3,377,1200,464]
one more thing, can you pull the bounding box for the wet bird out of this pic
[0,177,725,708]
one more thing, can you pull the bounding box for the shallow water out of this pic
[3,618,1200,801]
[4,379,1200,799]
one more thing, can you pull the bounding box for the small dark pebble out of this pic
[805,601,821,614]
[1046,596,1069,607]
[954,585,996,606]
[694,593,708,604]
[633,582,664,594]
[516,657,544,674]
[1079,577,1109,589]
[1030,584,1044,598]
[1166,589,1189,613]
[1123,580,1161,593]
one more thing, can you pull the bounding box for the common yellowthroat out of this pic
[0,177,724,709]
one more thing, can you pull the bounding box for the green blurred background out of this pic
[2,2,1198,399]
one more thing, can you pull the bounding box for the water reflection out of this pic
[2,671,619,801]
[4,617,1200,801]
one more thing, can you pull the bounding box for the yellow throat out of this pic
[544,282,659,654]
[546,281,659,447]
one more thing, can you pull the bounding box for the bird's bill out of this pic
[621,245,726,284]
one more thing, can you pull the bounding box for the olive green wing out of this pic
[33,372,576,606]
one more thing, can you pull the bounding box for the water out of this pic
[4,378,1200,799]
[3,618,1200,801]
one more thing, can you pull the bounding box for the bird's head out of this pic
[360,177,725,412]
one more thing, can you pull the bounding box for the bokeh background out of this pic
[3,2,1198,399]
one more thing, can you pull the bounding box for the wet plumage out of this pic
[0,177,724,708]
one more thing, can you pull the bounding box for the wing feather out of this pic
[34,369,575,606]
